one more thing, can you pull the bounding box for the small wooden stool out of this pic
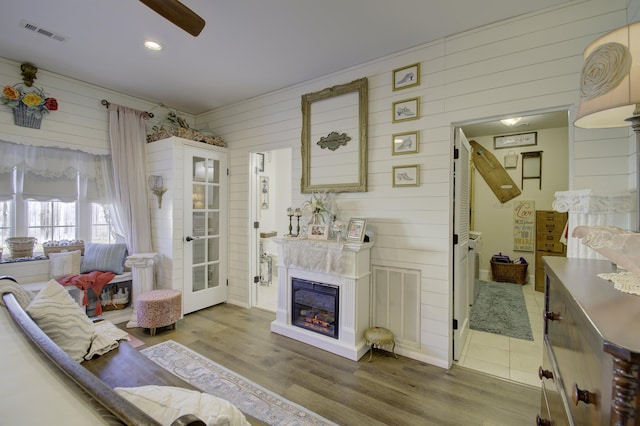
[365,326,398,362]
[136,289,182,336]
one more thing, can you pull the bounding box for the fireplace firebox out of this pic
[291,278,339,339]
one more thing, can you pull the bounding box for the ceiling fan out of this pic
[139,0,205,37]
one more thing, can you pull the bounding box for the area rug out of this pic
[141,340,337,426]
[469,280,533,341]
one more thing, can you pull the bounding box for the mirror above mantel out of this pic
[300,78,368,193]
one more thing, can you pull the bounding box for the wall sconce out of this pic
[148,175,167,208]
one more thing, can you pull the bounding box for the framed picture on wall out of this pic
[392,164,420,187]
[494,132,537,149]
[392,131,419,155]
[393,63,420,91]
[392,97,420,122]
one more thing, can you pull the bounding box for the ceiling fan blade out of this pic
[139,0,205,37]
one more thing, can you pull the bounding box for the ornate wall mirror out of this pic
[301,77,368,193]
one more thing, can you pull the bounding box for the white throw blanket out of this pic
[0,277,35,308]
[85,319,130,360]
[115,385,250,426]
[0,277,129,361]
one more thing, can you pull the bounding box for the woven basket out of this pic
[6,237,36,258]
[491,260,528,285]
[13,104,42,129]
[43,240,85,256]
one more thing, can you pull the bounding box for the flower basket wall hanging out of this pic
[1,63,58,129]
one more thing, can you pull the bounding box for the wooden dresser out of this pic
[538,257,640,425]
[535,211,567,292]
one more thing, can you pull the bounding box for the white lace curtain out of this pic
[0,140,103,179]
[0,140,108,202]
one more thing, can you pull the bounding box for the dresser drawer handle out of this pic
[544,311,562,321]
[538,366,554,380]
[536,415,552,426]
[572,383,597,406]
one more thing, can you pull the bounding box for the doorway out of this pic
[453,109,569,386]
[250,148,292,312]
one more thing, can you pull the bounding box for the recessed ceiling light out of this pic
[501,117,522,126]
[144,40,163,51]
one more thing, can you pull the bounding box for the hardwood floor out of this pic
[122,303,541,426]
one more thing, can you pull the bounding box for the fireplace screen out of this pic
[291,278,339,339]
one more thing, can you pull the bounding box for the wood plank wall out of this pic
[0,58,187,155]
[195,0,630,367]
[0,0,632,367]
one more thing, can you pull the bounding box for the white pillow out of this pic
[26,280,95,362]
[49,250,82,279]
[114,385,250,426]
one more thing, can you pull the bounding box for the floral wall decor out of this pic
[0,63,58,129]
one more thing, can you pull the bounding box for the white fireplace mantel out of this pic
[270,238,373,360]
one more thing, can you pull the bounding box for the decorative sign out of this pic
[513,200,535,252]
[494,132,537,149]
[317,131,351,151]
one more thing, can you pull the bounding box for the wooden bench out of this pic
[1,277,265,425]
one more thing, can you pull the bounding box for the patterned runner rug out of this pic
[141,340,337,426]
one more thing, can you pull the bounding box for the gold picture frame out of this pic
[392,97,420,122]
[392,131,419,155]
[393,63,420,91]
[301,78,368,193]
[392,164,420,187]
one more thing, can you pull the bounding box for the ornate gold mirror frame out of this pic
[301,77,368,193]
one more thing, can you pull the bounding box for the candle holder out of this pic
[287,207,294,236]
[294,208,302,236]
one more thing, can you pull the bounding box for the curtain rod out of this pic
[100,99,154,118]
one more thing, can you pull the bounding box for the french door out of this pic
[183,146,227,314]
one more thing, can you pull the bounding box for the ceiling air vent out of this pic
[20,20,68,42]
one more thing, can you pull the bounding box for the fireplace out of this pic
[291,278,339,339]
[270,238,373,360]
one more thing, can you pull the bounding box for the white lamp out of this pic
[574,22,640,231]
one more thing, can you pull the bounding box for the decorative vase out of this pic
[13,103,42,129]
[308,212,324,225]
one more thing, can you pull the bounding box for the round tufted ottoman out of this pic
[364,326,398,362]
[136,289,182,336]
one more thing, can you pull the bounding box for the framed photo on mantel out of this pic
[346,218,367,243]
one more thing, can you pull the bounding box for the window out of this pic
[0,141,115,259]
[27,200,77,243]
[0,200,10,247]
[91,203,116,244]
[2,169,114,257]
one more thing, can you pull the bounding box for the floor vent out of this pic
[20,19,68,42]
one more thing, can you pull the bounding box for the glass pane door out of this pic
[184,147,227,313]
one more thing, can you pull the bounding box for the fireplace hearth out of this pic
[270,238,373,361]
[292,278,339,339]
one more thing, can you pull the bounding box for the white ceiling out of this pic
[0,0,572,115]
[461,110,569,138]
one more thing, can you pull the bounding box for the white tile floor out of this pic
[456,282,544,387]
